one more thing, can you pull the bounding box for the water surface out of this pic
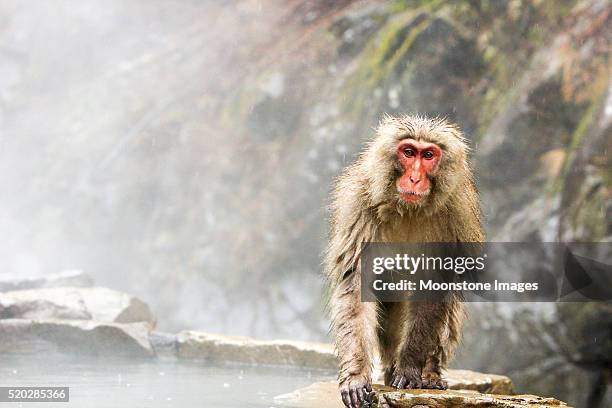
[0,355,335,407]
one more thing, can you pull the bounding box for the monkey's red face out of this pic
[396,139,442,204]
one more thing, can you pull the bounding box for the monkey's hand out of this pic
[389,365,423,389]
[339,376,376,408]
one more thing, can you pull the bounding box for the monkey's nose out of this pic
[409,176,421,184]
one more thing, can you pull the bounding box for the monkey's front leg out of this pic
[331,276,379,408]
[391,301,450,390]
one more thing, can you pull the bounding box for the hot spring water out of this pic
[0,354,335,407]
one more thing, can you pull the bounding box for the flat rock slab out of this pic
[375,387,571,408]
[275,383,570,408]
[176,331,336,369]
[0,318,154,358]
[149,331,178,358]
[444,369,513,394]
[274,368,513,402]
[0,287,155,325]
[0,270,93,291]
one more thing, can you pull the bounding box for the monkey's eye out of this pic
[403,148,415,157]
[423,151,434,159]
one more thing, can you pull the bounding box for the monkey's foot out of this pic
[421,372,448,390]
[390,366,423,389]
[364,390,377,407]
[340,377,377,408]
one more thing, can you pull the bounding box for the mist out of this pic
[0,1,610,406]
[0,0,330,339]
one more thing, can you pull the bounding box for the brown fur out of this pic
[325,115,484,407]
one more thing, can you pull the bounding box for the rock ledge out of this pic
[176,330,336,368]
[0,318,154,358]
[275,382,570,408]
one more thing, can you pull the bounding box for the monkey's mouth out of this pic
[398,188,429,203]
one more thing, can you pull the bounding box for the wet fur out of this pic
[324,115,484,405]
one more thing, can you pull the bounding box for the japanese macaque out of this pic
[325,115,484,408]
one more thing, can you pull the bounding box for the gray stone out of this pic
[0,318,154,358]
[0,270,93,292]
[274,368,514,408]
[176,331,336,368]
[275,383,571,408]
[149,331,177,359]
[444,369,514,394]
[0,287,155,326]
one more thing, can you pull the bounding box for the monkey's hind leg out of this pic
[390,300,455,390]
[420,296,464,390]
[378,303,409,387]
[420,345,447,389]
